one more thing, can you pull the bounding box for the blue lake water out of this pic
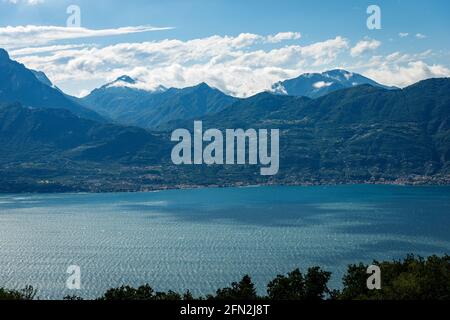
[0,185,450,299]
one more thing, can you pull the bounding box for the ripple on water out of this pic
[0,186,450,299]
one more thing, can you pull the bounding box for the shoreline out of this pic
[1,177,450,195]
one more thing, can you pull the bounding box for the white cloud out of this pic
[9,44,88,56]
[313,81,333,89]
[365,61,450,88]
[297,36,349,66]
[266,32,301,43]
[352,49,434,70]
[9,28,444,97]
[336,48,447,88]
[76,89,91,98]
[350,39,381,57]
[11,33,349,97]
[399,33,409,38]
[0,25,174,48]
[416,33,427,39]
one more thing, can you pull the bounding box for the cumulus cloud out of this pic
[266,32,301,43]
[11,33,349,97]
[7,27,445,97]
[0,25,174,48]
[399,32,409,38]
[285,36,349,68]
[364,60,449,88]
[350,39,381,57]
[346,48,449,87]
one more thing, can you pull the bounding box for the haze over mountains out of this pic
[0,47,449,192]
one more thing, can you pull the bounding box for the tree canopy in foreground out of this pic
[1,255,449,301]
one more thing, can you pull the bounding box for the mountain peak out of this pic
[324,69,351,75]
[321,69,356,81]
[0,48,10,63]
[271,69,393,98]
[195,82,211,89]
[184,82,214,93]
[0,48,103,121]
[115,75,136,84]
[94,76,168,95]
[101,75,137,89]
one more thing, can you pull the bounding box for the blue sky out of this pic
[1,0,449,97]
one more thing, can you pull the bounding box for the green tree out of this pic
[338,255,450,300]
[339,263,370,300]
[100,284,188,300]
[0,286,36,300]
[267,267,331,300]
[303,267,332,300]
[267,268,304,300]
[63,295,84,300]
[101,284,155,300]
[213,275,258,300]
[183,290,195,300]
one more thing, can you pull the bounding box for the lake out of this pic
[0,185,449,299]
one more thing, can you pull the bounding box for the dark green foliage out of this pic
[183,290,195,300]
[0,102,168,165]
[267,268,305,300]
[0,285,36,300]
[100,284,186,301]
[156,290,183,301]
[267,267,331,300]
[339,263,369,299]
[101,284,157,300]
[63,295,84,300]
[339,255,450,300]
[303,267,332,300]
[212,275,258,300]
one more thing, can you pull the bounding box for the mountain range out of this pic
[271,69,396,98]
[0,47,449,192]
[79,69,396,129]
[80,77,238,129]
[191,79,450,183]
[0,48,103,122]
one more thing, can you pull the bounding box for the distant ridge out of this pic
[271,69,397,98]
[1,77,450,192]
[99,75,167,92]
[81,80,238,129]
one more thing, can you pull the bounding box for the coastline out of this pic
[1,174,449,195]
